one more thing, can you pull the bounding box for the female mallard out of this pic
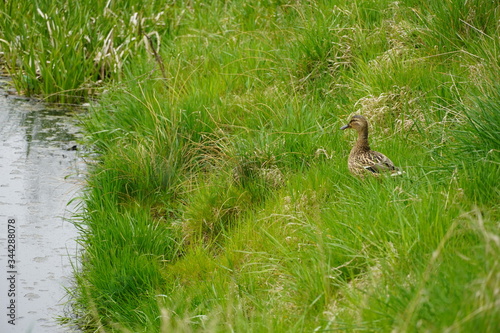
[341,115,402,177]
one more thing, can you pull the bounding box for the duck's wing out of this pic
[362,151,397,173]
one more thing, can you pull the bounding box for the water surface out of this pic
[0,91,84,332]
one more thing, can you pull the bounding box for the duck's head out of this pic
[340,115,368,131]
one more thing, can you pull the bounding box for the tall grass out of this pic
[0,0,171,103]
[46,0,500,331]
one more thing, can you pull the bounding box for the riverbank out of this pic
[2,1,499,332]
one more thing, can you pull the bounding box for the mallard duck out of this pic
[341,115,402,177]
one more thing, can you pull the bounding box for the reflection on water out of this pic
[0,93,84,333]
[23,109,80,144]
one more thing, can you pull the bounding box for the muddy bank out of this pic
[0,92,84,332]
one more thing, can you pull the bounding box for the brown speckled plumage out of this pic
[341,115,401,177]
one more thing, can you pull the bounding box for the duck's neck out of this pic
[354,127,370,151]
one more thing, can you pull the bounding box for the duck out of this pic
[340,115,402,177]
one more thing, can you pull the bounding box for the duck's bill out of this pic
[340,124,349,130]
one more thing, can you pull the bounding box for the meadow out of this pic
[1,0,499,332]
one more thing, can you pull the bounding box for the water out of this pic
[0,91,84,332]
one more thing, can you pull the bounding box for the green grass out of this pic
[0,0,172,103]
[4,0,499,332]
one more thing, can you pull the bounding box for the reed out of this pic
[0,0,169,103]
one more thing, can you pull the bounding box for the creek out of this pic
[0,87,84,332]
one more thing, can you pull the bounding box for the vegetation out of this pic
[0,0,169,102]
[3,0,499,332]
